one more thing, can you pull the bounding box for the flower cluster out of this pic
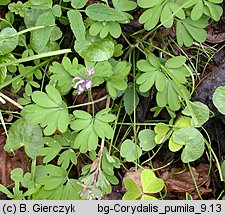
[72,68,94,95]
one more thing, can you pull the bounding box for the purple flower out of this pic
[72,68,95,94]
[86,67,95,75]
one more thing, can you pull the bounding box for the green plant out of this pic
[0,0,224,201]
[137,53,192,111]
[137,0,223,46]
[123,169,165,200]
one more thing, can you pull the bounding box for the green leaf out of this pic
[191,0,204,21]
[160,4,173,28]
[120,139,142,162]
[169,137,183,152]
[21,85,69,135]
[138,129,156,151]
[137,72,156,92]
[30,11,55,53]
[183,22,207,43]
[73,110,92,119]
[68,10,86,42]
[221,160,225,182]
[205,2,222,21]
[212,86,225,115]
[0,184,13,198]
[108,22,121,38]
[154,123,171,144]
[155,72,167,92]
[95,108,116,122]
[0,0,10,5]
[137,59,156,72]
[49,57,80,95]
[94,119,114,139]
[71,0,88,9]
[99,24,109,38]
[71,119,92,131]
[172,127,205,163]
[182,101,210,127]
[0,27,19,55]
[168,2,185,19]
[137,0,162,8]
[39,137,62,163]
[85,3,129,22]
[104,173,119,185]
[60,180,82,200]
[148,53,160,68]
[89,21,103,36]
[74,124,98,153]
[123,83,139,115]
[112,0,137,11]
[141,194,158,200]
[32,90,60,108]
[102,155,114,176]
[176,17,209,47]
[25,0,52,9]
[165,56,186,68]
[141,169,164,193]
[139,5,162,30]
[4,119,44,159]
[176,20,192,47]
[74,34,114,61]
[167,83,181,111]
[122,178,142,200]
[11,168,24,182]
[52,4,62,17]
[57,149,77,169]
[38,165,67,190]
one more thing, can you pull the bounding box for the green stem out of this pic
[204,139,224,182]
[160,64,198,125]
[109,101,122,154]
[188,163,202,200]
[0,49,71,68]
[0,60,49,90]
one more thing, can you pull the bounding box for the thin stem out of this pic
[67,95,108,109]
[0,49,71,69]
[0,60,50,90]
[204,138,224,182]
[88,89,95,116]
[187,163,203,200]
[0,92,23,109]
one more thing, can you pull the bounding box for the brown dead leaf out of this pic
[0,127,28,186]
[207,28,225,43]
[159,163,211,199]
[122,167,143,191]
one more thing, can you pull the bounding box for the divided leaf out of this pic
[37,165,67,190]
[22,85,69,135]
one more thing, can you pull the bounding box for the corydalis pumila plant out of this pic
[72,67,94,94]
